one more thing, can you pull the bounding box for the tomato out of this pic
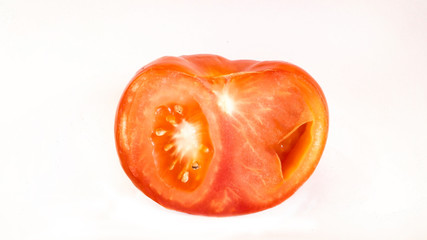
[115,54,328,216]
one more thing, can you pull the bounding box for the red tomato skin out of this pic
[115,54,328,216]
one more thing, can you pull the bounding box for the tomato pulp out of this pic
[115,54,328,216]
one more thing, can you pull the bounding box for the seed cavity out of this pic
[155,128,167,136]
[192,162,199,170]
[174,105,183,115]
[151,102,214,190]
[164,143,174,152]
[181,171,189,183]
[166,115,178,127]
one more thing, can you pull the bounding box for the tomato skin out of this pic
[115,54,328,216]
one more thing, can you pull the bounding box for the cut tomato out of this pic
[115,54,328,216]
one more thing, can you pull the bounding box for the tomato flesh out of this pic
[115,54,328,216]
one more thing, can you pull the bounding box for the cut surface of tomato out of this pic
[115,54,328,216]
[151,101,214,191]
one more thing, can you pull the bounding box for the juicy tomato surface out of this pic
[115,54,328,216]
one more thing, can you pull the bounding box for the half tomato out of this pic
[115,54,328,216]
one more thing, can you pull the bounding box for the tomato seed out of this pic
[166,115,178,127]
[200,144,210,153]
[192,162,199,170]
[181,171,189,183]
[169,160,177,170]
[164,143,174,152]
[174,105,183,115]
[155,128,167,136]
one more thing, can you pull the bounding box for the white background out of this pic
[1,0,426,239]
